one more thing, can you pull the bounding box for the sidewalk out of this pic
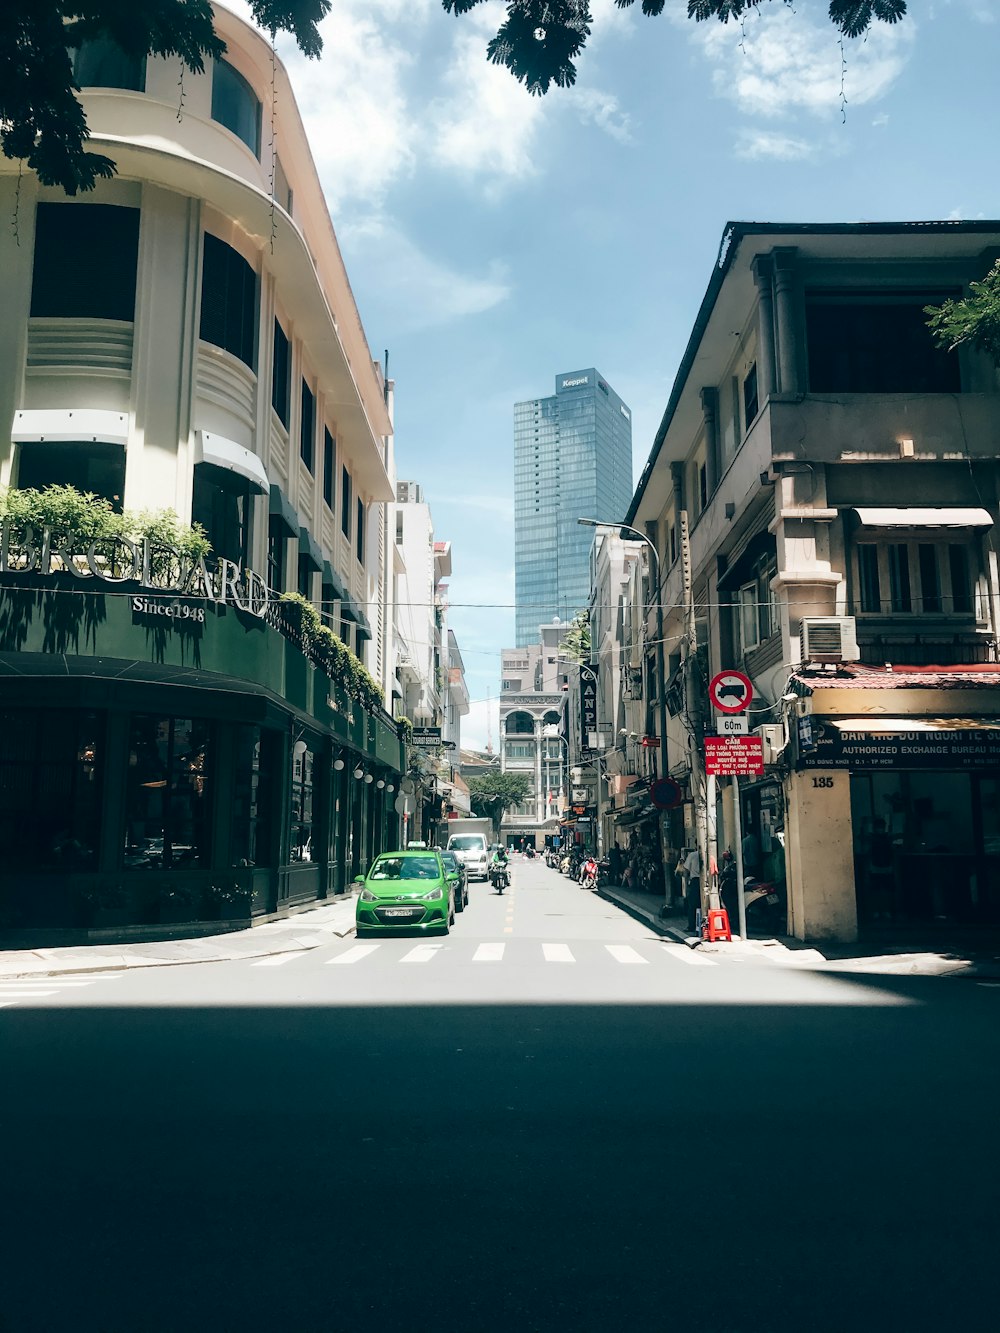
[0,895,359,981]
[598,882,1000,978]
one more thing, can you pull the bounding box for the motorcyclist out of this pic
[489,845,509,891]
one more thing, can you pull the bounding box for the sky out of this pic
[221,0,999,749]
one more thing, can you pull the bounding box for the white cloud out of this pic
[872,112,890,127]
[564,87,633,144]
[338,217,511,329]
[682,5,915,120]
[737,129,813,161]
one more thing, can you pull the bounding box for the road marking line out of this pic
[401,943,444,964]
[250,951,309,967]
[661,943,717,967]
[542,943,575,964]
[326,944,380,965]
[606,945,649,966]
[0,989,61,997]
[473,943,505,962]
[0,979,101,987]
[0,1001,19,1008]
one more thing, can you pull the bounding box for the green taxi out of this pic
[355,850,457,938]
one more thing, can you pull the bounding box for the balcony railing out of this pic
[857,633,998,667]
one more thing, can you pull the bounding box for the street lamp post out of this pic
[577,518,669,783]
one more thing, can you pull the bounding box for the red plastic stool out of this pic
[704,908,732,942]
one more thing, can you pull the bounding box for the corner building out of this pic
[514,370,632,647]
[0,7,404,938]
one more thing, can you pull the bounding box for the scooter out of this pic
[719,864,785,935]
[490,863,510,894]
[579,856,599,889]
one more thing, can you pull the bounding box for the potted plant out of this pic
[205,882,253,921]
[158,883,197,924]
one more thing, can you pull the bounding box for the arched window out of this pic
[211,59,261,157]
[505,711,534,736]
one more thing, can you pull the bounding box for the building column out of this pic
[783,767,857,943]
[700,387,720,495]
[751,254,776,401]
[773,248,801,395]
[534,718,544,824]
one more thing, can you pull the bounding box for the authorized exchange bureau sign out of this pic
[0,521,269,619]
[797,720,1000,770]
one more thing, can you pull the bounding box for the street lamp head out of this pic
[577,517,602,528]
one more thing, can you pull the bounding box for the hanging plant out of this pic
[278,592,385,711]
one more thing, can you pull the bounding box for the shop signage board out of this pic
[796,720,1000,771]
[705,735,764,777]
[580,666,597,752]
[641,736,660,748]
[716,714,749,736]
[708,670,753,715]
[411,726,442,748]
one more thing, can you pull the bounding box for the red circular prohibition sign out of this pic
[708,669,753,714]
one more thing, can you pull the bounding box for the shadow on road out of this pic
[2,973,997,1332]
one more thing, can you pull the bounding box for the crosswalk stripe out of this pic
[250,951,309,967]
[542,943,575,964]
[326,944,380,965]
[401,943,444,964]
[473,943,505,962]
[661,943,717,967]
[605,945,648,966]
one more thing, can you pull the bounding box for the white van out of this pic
[445,832,490,882]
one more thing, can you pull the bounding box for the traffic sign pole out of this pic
[732,775,747,941]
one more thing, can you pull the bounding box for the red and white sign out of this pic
[640,736,660,748]
[708,669,753,714]
[704,735,764,777]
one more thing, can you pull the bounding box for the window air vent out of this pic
[801,616,860,664]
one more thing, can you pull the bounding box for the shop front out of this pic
[0,570,404,941]
[785,667,1000,943]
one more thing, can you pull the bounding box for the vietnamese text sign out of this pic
[705,735,764,777]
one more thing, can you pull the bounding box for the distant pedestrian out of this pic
[608,845,623,885]
[682,847,701,933]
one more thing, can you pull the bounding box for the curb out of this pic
[0,906,358,981]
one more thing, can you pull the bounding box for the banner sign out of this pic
[580,666,597,753]
[705,735,764,777]
[796,720,1000,771]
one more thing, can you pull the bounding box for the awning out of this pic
[717,530,776,591]
[269,484,299,536]
[13,408,129,446]
[322,559,348,602]
[342,598,373,640]
[298,526,322,570]
[195,431,269,494]
[827,716,1000,734]
[852,507,993,529]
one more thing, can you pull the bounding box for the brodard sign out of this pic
[0,521,270,619]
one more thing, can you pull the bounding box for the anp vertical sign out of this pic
[580,665,597,753]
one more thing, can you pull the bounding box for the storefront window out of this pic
[231,727,277,868]
[192,462,252,568]
[0,710,102,870]
[125,717,211,870]
[289,739,316,862]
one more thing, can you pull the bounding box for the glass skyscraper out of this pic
[514,369,633,647]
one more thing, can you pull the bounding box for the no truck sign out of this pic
[708,669,753,715]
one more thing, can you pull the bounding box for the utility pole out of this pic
[679,510,711,921]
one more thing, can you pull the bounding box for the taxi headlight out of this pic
[418,885,444,901]
[360,886,379,902]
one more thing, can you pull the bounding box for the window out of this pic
[125,716,211,870]
[323,429,336,509]
[806,295,961,393]
[289,739,316,863]
[340,616,353,651]
[505,742,532,761]
[356,498,365,562]
[854,539,980,617]
[267,516,287,592]
[31,202,139,321]
[271,320,291,427]
[0,709,102,872]
[341,467,352,538]
[72,36,145,91]
[742,362,759,427]
[200,234,257,370]
[698,463,708,512]
[395,511,404,545]
[192,463,251,568]
[858,544,882,614]
[230,727,278,868]
[17,441,124,510]
[669,525,677,565]
[298,554,314,600]
[211,59,261,156]
[734,549,777,654]
[300,380,315,472]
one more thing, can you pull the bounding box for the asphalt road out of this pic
[3,858,998,1332]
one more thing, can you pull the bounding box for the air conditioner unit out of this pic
[801,616,860,664]
[756,723,786,766]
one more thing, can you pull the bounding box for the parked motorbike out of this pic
[579,856,599,889]
[719,862,785,935]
